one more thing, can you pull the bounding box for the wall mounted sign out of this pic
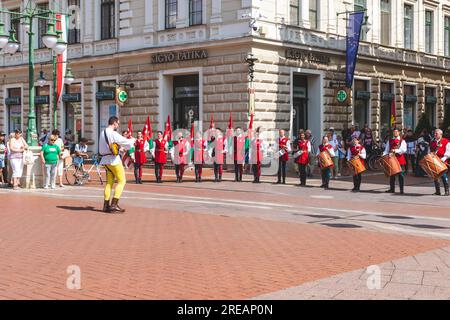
[404,95,417,103]
[175,86,199,98]
[285,49,331,64]
[426,96,437,104]
[35,95,49,104]
[293,87,307,98]
[381,92,395,101]
[151,50,208,64]
[115,87,128,106]
[62,93,82,102]
[5,97,20,105]
[334,87,350,105]
[355,91,370,100]
[96,91,115,100]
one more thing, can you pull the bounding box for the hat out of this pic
[329,127,335,131]
[0,131,5,136]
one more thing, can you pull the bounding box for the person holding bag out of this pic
[8,129,28,190]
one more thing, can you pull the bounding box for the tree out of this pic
[414,112,433,136]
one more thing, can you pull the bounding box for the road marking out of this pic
[310,195,334,199]
[355,220,450,238]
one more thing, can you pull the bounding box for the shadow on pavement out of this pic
[320,223,362,229]
[56,205,103,213]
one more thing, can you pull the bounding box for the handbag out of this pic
[23,150,35,165]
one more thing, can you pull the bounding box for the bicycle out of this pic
[65,153,104,186]
[366,143,383,171]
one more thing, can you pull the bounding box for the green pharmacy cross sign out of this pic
[334,87,350,106]
[336,89,347,103]
[118,90,128,103]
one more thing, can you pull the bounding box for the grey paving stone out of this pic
[390,270,424,285]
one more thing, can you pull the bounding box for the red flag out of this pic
[55,14,67,104]
[209,114,215,129]
[390,100,396,128]
[247,113,254,138]
[128,118,133,137]
[228,112,233,130]
[142,116,152,141]
[164,115,172,141]
[190,122,195,145]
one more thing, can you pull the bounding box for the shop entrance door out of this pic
[293,75,308,137]
[173,75,199,130]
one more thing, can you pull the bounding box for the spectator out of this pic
[415,129,431,177]
[328,127,337,141]
[39,129,48,146]
[73,138,89,168]
[305,129,316,177]
[351,124,361,140]
[64,129,75,151]
[8,129,28,190]
[327,131,339,179]
[337,135,346,177]
[0,131,6,186]
[40,134,61,189]
[404,129,417,175]
[52,129,66,188]
[362,128,374,154]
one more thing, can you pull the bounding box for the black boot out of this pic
[103,200,110,213]
[444,181,449,196]
[399,175,405,195]
[386,177,395,193]
[434,181,441,195]
[109,198,125,213]
[219,175,222,182]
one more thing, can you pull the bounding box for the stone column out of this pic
[211,0,222,24]
[371,78,381,140]
[144,0,154,32]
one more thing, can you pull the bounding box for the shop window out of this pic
[7,88,21,134]
[445,16,450,56]
[309,0,318,30]
[354,0,366,41]
[354,80,369,129]
[64,83,82,145]
[403,85,417,130]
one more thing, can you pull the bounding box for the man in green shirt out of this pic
[40,135,61,189]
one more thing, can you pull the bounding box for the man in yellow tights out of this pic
[99,116,135,213]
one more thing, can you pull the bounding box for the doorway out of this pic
[293,75,308,138]
[173,75,199,130]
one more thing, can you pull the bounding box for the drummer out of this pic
[316,136,335,190]
[383,128,407,194]
[430,129,450,196]
[347,137,366,192]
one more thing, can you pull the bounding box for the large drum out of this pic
[378,154,402,177]
[348,156,366,176]
[318,151,334,169]
[419,153,448,180]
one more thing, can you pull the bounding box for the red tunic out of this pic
[389,138,406,165]
[350,145,365,167]
[430,138,449,164]
[173,139,188,165]
[153,139,167,164]
[251,138,263,163]
[295,140,309,165]
[134,138,147,165]
[318,144,333,168]
[212,136,225,165]
[194,139,205,164]
[279,137,290,161]
[233,135,245,162]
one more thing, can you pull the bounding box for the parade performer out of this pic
[151,131,168,183]
[430,129,450,196]
[210,128,227,182]
[383,128,407,194]
[99,116,134,213]
[316,136,335,190]
[347,137,366,192]
[294,131,311,186]
[172,131,190,183]
[233,127,246,182]
[276,129,291,184]
[133,130,149,184]
[249,127,267,183]
[193,132,207,182]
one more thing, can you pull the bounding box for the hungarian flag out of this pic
[190,122,195,162]
[226,112,234,156]
[164,115,172,148]
[55,13,67,104]
[142,116,152,141]
[127,118,133,137]
[390,100,396,128]
[247,113,254,138]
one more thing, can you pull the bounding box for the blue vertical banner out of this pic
[345,12,365,88]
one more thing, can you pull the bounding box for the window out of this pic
[64,83,82,144]
[189,0,202,26]
[403,85,417,130]
[309,0,318,29]
[37,3,49,49]
[380,0,390,45]
[425,10,433,53]
[7,88,21,134]
[354,0,366,41]
[445,17,450,56]
[425,87,436,127]
[354,80,369,129]
[404,4,413,49]
[165,0,177,29]
[290,0,300,26]
[9,8,20,48]
[380,82,393,139]
[101,0,116,40]
[68,0,81,44]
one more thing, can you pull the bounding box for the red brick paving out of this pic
[0,193,449,299]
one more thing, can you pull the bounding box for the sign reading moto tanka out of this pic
[151,50,208,64]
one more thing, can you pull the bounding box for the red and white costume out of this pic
[347,144,367,165]
[276,136,291,161]
[294,140,311,165]
[383,137,407,165]
[430,138,450,164]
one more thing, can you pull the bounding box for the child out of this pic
[40,135,62,189]
[316,136,335,189]
[347,137,366,192]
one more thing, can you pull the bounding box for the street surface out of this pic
[1,168,450,299]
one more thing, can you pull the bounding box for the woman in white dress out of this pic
[8,129,29,190]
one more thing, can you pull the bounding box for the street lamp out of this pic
[0,23,9,49]
[245,53,258,116]
[5,29,19,54]
[42,21,58,49]
[65,66,75,85]
[53,30,67,55]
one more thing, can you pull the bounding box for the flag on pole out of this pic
[142,116,152,141]
[55,13,67,103]
[164,115,172,148]
[190,122,195,162]
[390,99,396,129]
[247,113,254,138]
[345,12,364,88]
[209,114,215,129]
[127,118,133,137]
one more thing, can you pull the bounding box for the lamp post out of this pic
[0,2,70,146]
[245,53,258,116]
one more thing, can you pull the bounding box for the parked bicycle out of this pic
[366,143,383,171]
[65,153,104,185]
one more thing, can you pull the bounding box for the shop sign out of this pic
[151,50,208,64]
[355,91,370,100]
[285,49,331,64]
[115,87,128,106]
[96,91,115,100]
[35,95,49,104]
[381,92,394,101]
[426,96,437,104]
[175,86,199,98]
[5,97,20,105]
[62,93,82,102]
[404,95,417,103]
[334,87,350,105]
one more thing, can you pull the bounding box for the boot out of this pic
[219,175,222,182]
[434,181,441,196]
[399,176,405,195]
[109,198,125,213]
[386,178,395,193]
[444,181,449,196]
[103,200,110,213]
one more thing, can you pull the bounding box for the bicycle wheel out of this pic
[370,156,382,171]
[65,164,80,185]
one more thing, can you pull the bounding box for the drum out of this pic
[419,153,448,180]
[318,151,333,169]
[378,154,402,177]
[348,156,366,176]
